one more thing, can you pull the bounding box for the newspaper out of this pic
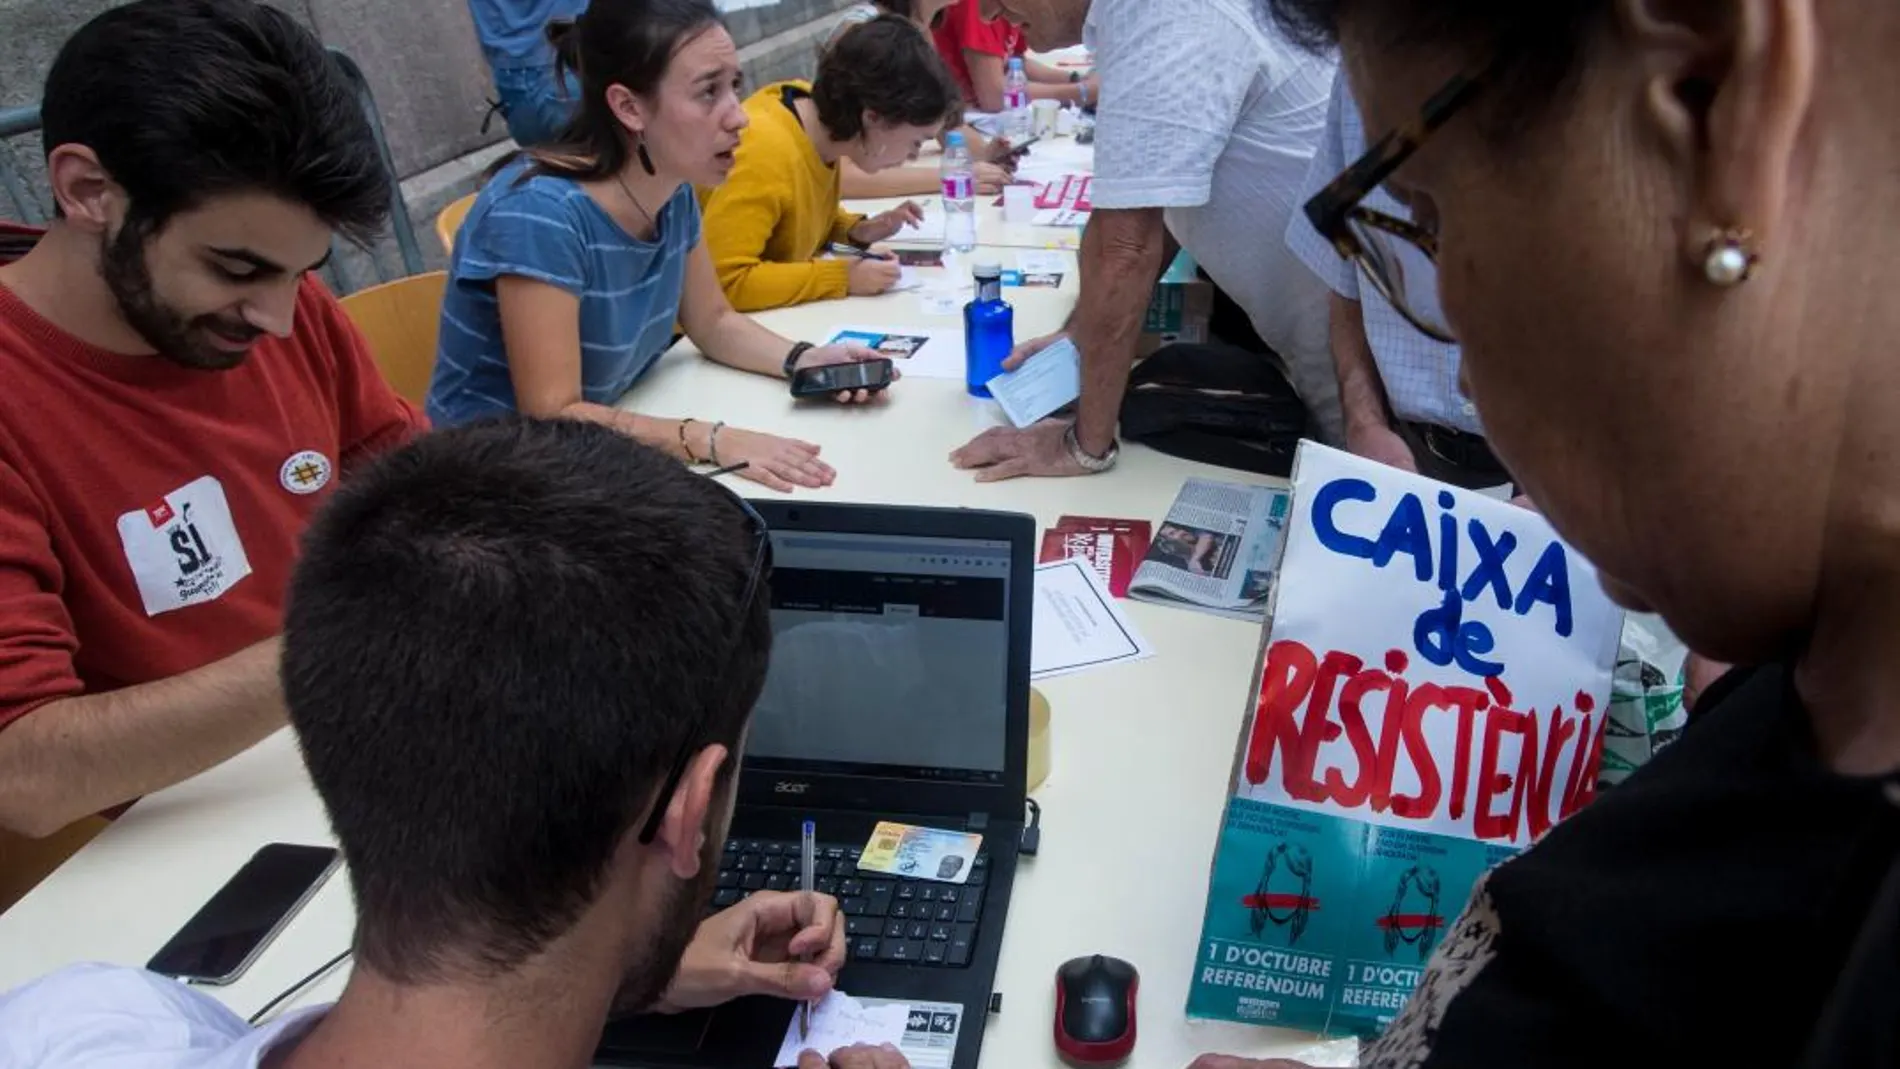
[1126,478,1291,620]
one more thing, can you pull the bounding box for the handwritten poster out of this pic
[1186,443,1622,1036]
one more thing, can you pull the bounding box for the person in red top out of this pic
[0,0,424,838]
[932,0,1095,114]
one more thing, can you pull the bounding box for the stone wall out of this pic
[0,0,854,287]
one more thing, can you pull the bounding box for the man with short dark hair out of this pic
[0,420,901,1069]
[0,0,425,838]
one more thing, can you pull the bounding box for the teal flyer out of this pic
[1187,798,1518,1036]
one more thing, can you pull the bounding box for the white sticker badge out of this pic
[115,476,254,617]
[279,449,333,495]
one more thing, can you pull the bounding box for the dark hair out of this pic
[282,418,771,981]
[1263,0,1605,136]
[814,15,960,142]
[38,0,387,243]
[870,0,944,24]
[533,0,726,182]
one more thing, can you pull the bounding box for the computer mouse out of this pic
[1053,954,1138,1066]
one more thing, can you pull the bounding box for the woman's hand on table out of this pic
[718,427,835,493]
[798,343,900,405]
[950,418,1088,482]
[849,201,925,244]
[847,254,903,296]
[973,161,1013,194]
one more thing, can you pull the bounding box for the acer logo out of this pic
[774,782,811,795]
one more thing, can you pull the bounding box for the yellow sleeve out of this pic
[830,207,868,246]
[701,154,852,312]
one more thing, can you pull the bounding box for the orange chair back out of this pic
[434,193,476,256]
[339,271,447,407]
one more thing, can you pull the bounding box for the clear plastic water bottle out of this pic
[1003,57,1032,142]
[964,262,1014,398]
[940,131,977,253]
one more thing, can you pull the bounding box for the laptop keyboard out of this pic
[711,838,991,968]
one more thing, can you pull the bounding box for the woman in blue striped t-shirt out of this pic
[429,0,893,493]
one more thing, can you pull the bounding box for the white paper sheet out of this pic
[895,207,947,243]
[1011,156,1071,185]
[774,992,912,1068]
[827,325,963,380]
[920,293,962,317]
[986,337,1080,427]
[1032,557,1155,680]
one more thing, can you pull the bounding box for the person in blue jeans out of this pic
[432,0,897,493]
[467,0,586,145]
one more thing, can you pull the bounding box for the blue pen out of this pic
[799,820,816,1040]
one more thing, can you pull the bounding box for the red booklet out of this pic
[1037,515,1153,598]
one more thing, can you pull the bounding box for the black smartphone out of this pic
[1003,135,1041,161]
[146,843,340,985]
[791,358,895,398]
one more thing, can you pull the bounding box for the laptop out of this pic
[597,501,1036,1069]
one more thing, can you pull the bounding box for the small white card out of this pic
[1032,557,1155,680]
[985,337,1081,427]
[1016,250,1069,276]
[775,991,912,1068]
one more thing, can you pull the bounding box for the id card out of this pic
[858,822,982,884]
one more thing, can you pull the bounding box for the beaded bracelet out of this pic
[707,421,727,468]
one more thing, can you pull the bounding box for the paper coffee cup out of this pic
[1031,99,1060,138]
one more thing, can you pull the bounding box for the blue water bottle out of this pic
[964,261,1013,398]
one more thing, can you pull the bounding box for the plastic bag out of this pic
[1600,613,1692,786]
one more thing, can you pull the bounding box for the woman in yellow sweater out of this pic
[700,15,960,312]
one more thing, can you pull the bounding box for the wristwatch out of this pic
[782,341,815,381]
[1068,70,1081,83]
[1063,423,1119,473]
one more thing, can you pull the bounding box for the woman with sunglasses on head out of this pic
[824,0,1017,198]
[1192,2,1900,1069]
[428,0,891,494]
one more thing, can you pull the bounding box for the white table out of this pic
[0,249,1356,1069]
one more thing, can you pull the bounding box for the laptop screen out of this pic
[744,530,1014,785]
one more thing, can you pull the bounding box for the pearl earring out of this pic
[1700,227,1759,287]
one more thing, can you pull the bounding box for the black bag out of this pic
[1118,342,1310,477]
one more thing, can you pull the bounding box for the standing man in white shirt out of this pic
[949,0,1340,481]
[1284,69,1511,490]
